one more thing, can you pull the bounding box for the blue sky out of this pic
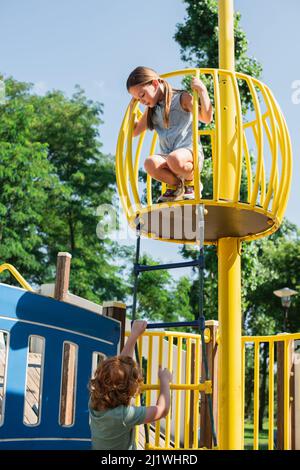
[1,0,299,271]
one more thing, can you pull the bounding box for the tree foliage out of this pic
[0,75,130,302]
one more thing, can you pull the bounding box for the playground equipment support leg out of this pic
[218,237,242,449]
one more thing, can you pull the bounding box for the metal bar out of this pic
[132,222,141,322]
[146,320,202,330]
[134,259,203,273]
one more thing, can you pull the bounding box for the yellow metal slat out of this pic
[241,340,245,449]
[175,337,182,449]
[268,340,274,450]
[155,335,164,447]
[165,336,173,448]
[193,338,201,449]
[184,338,192,449]
[231,73,243,202]
[253,341,260,450]
[284,339,290,450]
[212,69,221,201]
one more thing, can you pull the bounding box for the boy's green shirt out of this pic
[89,402,147,450]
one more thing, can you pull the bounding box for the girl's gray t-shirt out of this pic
[89,403,147,450]
[152,90,204,164]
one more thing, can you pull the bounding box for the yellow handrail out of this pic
[0,263,34,291]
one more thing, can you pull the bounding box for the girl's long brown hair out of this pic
[126,66,173,130]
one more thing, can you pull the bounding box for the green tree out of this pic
[0,77,58,282]
[0,75,130,302]
[174,0,262,96]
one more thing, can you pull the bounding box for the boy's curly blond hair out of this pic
[89,355,143,411]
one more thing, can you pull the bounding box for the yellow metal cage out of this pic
[116,68,292,245]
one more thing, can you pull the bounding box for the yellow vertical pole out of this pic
[219,0,236,200]
[217,0,242,450]
[218,239,242,449]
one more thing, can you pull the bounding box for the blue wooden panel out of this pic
[0,283,121,449]
[0,283,120,343]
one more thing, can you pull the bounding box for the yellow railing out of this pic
[0,263,33,291]
[125,329,212,450]
[126,328,300,450]
[242,332,300,450]
[116,68,292,243]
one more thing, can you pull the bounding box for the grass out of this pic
[243,420,274,450]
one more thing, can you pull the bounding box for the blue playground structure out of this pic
[0,281,120,449]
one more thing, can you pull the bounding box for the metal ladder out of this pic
[131,205,217,448]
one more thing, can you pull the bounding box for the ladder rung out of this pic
[134,259,204,273]
[146,320,201,329]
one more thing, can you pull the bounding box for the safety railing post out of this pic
[102,301,126,353]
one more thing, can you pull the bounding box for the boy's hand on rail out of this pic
[158,366,172,383]
[131,320,147,338]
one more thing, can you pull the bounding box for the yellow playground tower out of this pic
[116,0,292,450]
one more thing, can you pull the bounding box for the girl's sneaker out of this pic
[183,185,195,200]
[183,182,203,200]
[157,178,185,203]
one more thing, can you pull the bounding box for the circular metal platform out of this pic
[131,201,279,244]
